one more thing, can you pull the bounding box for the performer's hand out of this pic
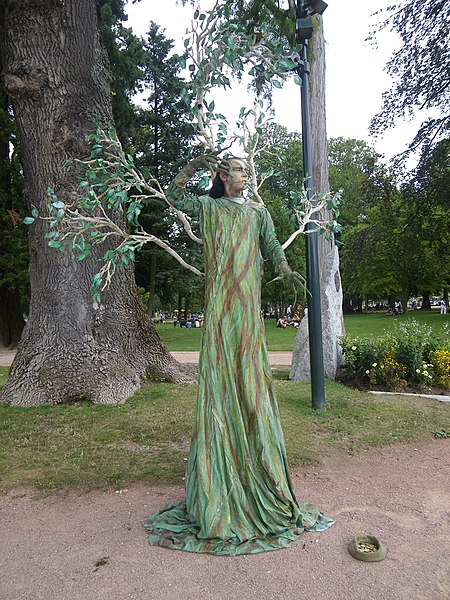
[190,154,221,174]
[278,261,305,289]
[173,153,222,187]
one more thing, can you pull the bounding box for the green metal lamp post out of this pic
[296,0,328,410]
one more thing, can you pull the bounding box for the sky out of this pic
[123,0,419,165]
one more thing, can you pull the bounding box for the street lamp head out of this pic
[296,0,328,41]
[307,0,328,15]
[296,16,314,42]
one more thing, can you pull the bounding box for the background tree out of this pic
[0,0,141,352]
[0,74,27,349]
[133,22,198,317]
[327,137,396,311]
[0,0,191,407]
[369,0,450,164]
[337,136,450,310]
[399,137,450,304]
[99,0,144,143]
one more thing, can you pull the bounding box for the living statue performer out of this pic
[144,156,334,555]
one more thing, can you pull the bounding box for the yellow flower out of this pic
[372,363,377,367]
[351,346,357,351]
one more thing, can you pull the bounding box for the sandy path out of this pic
[0,350,293,367]
[1,438,448,600]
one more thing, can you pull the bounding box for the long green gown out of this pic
[144,182,334,555]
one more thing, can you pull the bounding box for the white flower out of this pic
[416,369,421,373]
[423,371,429,376]
[351,346,357,351]
[372,363,377,367]
[365,370,370,375]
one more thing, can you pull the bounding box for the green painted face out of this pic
[222,159,248,197]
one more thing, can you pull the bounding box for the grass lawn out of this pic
[0,365,448,493]
[157,310,449,352]
[158,320,298,352]
[0,309,448,493]
[343,308,449,338]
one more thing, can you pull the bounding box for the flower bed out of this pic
[339,320,450,393]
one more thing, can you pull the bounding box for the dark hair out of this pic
[208,156,243,199]
[209,173,225,199]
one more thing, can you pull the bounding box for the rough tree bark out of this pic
[290,16,345,381]
[0,0,193,406]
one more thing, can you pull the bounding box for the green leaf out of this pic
[76,249,90,261]
[23,216,35,225]
[103,250,116,260]
[277,58,297,72]
[272,79,282,89]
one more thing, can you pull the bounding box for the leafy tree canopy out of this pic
[338,136,450,303]
[369,0,450,164]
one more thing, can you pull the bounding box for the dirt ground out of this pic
[1,437,449,600]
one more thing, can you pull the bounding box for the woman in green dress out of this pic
[144,157,334,555]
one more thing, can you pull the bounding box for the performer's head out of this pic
[209,157,248,199]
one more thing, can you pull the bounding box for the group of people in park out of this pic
[173,312,204,328]
[153,310,205,328]
[387,301,404,316]
[277,304,305,329]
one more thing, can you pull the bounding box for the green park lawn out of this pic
[0,308,448,493]
[0,371,448,493]
[159,309,449,352]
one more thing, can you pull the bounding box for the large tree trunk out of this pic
[0,0,192,406]
[290,16,345,381]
